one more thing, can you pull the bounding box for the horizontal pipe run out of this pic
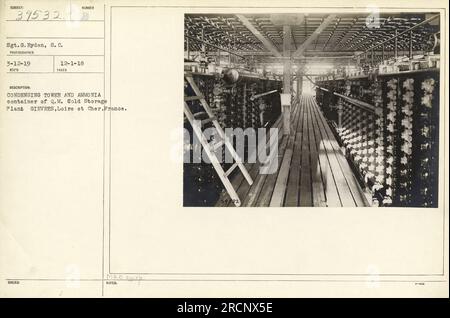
[333,93,376,113]
[250,90,279,101]
[308,76,375,113]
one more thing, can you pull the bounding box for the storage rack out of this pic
[183,72,282,206]
[315,69,439,207]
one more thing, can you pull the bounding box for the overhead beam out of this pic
[202,50,363,57]
[292,14,337,57]
[186,51,356,62]
[260,55,354,63]
[236,14,282,57]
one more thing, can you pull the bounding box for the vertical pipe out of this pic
[201,28,206,72]
[186,35,190,60]
[337,101,343,130]
[282,25,292,135]
[382,43,384,61]
[233,31,236,66]
[228,39,231,65]
[409,30,413,58]
[201,27,205,53]
[394,29,398,59]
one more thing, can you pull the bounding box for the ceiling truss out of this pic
[185,13,439,61]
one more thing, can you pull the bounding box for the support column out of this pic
[296,64,304,98]
[282,25,291,135]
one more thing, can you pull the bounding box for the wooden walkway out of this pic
[215,95,370,207]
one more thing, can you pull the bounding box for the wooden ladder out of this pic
[184,73,253,207]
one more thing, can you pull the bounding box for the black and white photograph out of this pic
[1,0,447,299]
[183,12,441,208]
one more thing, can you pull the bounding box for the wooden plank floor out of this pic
[216,95,369,207]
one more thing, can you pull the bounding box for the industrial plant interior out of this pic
[183,13,440,208]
